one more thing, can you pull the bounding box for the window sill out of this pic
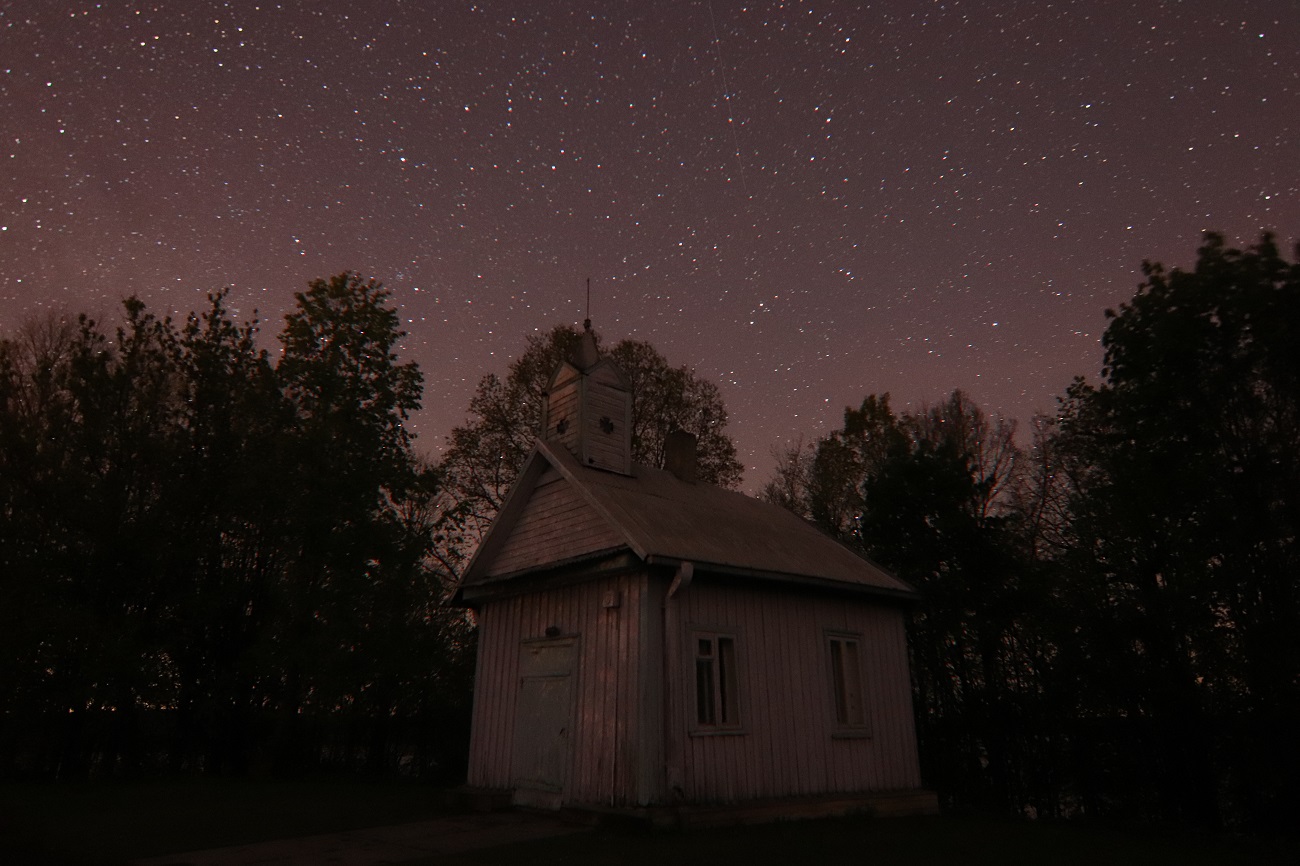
[831,729,872,739]
[689,727,748,737]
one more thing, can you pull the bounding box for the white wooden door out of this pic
[510,639,576,808]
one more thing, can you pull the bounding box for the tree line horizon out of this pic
[2,232,1297,832]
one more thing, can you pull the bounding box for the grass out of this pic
[427,812,1299,866]
[2,779,1297,866]
[0,776,452,865]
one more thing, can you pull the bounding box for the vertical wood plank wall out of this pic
[670,581,922,802]
[468,570,923,807]
[547,385,581,454]
[466,571,655,807]
[582,387,630,470]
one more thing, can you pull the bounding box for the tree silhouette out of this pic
[1057,232,1300,826]
[764,232,1300,828]
[438,324,743,566]
[0,276,472,778]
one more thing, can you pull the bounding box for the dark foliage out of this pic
[0,276,474,780]
[766,233,1300,831]
[1054,233,1300,829]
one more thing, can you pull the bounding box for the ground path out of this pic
[130,810,585,866]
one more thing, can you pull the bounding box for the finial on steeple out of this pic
[584,276,592,332]
[574,322,599,370]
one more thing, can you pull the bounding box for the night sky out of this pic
[3,1,1297,487]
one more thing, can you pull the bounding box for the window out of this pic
[828,634,869,732]
[694,633,740,729]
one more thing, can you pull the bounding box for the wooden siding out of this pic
[573,369,630,473]
[667,580,921,802]
[545,381,582,454]
[466,572,659,807]
[581,386,630,472]
[484,476,625,578]
[541,361,631,474]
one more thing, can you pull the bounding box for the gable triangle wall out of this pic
[484,472,627,578]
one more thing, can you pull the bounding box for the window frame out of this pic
[826,631,872,738]
[689,628,745,735]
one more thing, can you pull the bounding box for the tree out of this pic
[763,390,1056,813]
[0,310,99,747]
[0,299,197,771]
[760,435,816,519]
[607,339,742,486]
[279,273,424,476]
[439,325,743,560]
[762,391,1020,558]
[1056,232,1300,827]
[759,233,1299,828]
[0,275,474,779]
[807,394,904,541]
[264,273,463,768]
[162,290,286,770]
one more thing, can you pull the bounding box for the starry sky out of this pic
[3,0,1297,487]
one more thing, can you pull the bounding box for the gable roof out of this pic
[546,353,630,392]
[455,438,917,603]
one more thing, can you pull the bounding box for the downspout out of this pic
[668,560,694,598]
[663,560,694,803]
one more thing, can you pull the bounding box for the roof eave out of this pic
[458,549,642,608]
[642,554,920,603]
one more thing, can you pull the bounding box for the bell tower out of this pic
[540,323,633,475]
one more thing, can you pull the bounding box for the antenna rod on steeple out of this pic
[584,277,592,331]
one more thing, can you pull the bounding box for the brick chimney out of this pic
[664,429,698,483]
